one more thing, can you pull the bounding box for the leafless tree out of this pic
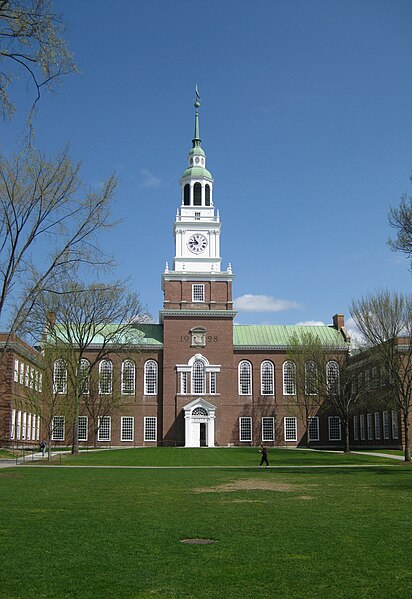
[0,146,117,337]
[388,182,412,271]
[0,0,77,122]
[29,280,149,454]
[350,290,412,461]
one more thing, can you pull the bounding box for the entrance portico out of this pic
[183,398,216,447]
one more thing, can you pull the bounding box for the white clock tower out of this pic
[173,88,221,273]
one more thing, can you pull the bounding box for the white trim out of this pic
[78,415,88,442]
[97,416,111,442]
[144,416,157,442]
[239,416,252,442]
[284,416,297,442]
[328,416,341,441]
[121,416,134,442]
[262,417,274,442]
[308,416,320,442]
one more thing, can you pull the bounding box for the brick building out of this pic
[0,97,405,450]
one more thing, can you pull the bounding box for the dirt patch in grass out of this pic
[0,472,19,479]
[195,478,316,493]
[297,495,315,500]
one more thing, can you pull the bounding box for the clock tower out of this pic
[160,89,236,447]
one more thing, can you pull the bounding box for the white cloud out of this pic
[140,169,162,189]
[233,294,301,313]
[345,317,365,348]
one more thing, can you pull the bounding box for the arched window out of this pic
[261,361,274,395]
[305,361,318,395]
[79,359,90,395]
[53,359,67,394]
[283,361,296,395]
[194,182,202,206]
[144,360,158,395]
[239,361,252,395]
[205,184,211,206]
[326,361,340,396]
[99,360,112,394]
[192,407,208,416]
[122,360,136,395]
[192,359,206,394]
[184,184,190,206]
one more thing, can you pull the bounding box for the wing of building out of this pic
[0,95,404,451]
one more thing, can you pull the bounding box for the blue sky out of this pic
[2,0,412,333]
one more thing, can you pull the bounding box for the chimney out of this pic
[332,313,344,331]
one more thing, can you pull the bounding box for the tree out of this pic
[0,0,77,121]
[0,146,117,336]
[350,290,412,462]
[388,184,412,270]
[287,332,326,447]
[29,280,148,454]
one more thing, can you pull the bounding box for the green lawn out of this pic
[0,450,411,599]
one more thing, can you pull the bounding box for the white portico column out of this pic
[207,412,216,447]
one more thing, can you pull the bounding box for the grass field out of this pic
[1,448,411,599]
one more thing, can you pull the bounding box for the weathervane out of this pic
[194,84,200,109]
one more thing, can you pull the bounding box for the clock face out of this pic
[188,233,208,254]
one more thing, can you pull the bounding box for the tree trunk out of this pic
[343,418,351,453]
[403,413,411,462]
[71,393,80,455]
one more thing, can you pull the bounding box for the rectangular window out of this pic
[21,412,26,440]
[121,416,134,442]
[78,416,88,442]
[210,372,217,394]
[98,416,111,442]
[181,371,188,394]
[383,411,390,440]
[239,417,252,442]
[36,415,40,441]
[14,359,19,383]
[391,410,399,439]
[39,372,43,393]
[353,415,359,441]
[192,284,205,302]
[26,413,31,440]
[328,416,341,441]
[144,417,157,442]
[374,412,381,440]
[367,413,373,440]
[262,417,274,442]
[308,416,320,442]
[25,364,29,387]
[10,409,16,440]
[19,362,24,385]
[52,416,65,441]
[31,414,36,440]
[360,414,365,440]
[30,366,34,389]
[16,411,21,440]
[284,417,297,442]
[194,212,201,220]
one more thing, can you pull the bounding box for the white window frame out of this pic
[21,412,26,440]
[305,361,318,396]
[144,417,157,442]
[326,360,340,395]
[99,360,113,395]
[353,415,359,441]
[180,371,188,394]
[262,417,274,442]
[53,359,67,394]
[261,361,274,396]
[10,409,16,440]
[283,361,296,395]
[308,416,320,442]
[97,416,111,442]
[52,416,65,441]
[121,360,136,395]
[367,413,373,440]
[192,284,205,302]
[209,371,217,394]
[78,416,88,442]
[16,410,21,440]
[144,360,158,395]
[14,359,19,383]
[391,410,399,439]
[374,412,381,440]
[192,359,206,394]
[26,413,31,440]
[383,411,390,440]
[360,414,366,440]
[238,360,252,395]
[79,359,90,395]
[31,413,36,440]
[328,416,341,441]
[121,416,134,442]
[284,416,297,442]
[239,416,252,442]
[36,415,40,441]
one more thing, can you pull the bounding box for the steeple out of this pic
[192,84,201,148]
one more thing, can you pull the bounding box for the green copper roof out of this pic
[233,325,349,349]
[181,166,213,180]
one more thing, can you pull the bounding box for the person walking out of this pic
[258,444,269,467]
[40,440,47,458]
